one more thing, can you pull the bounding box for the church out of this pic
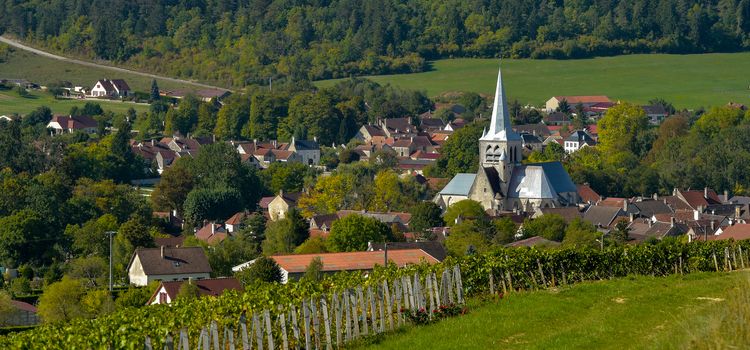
[435,65,580,213]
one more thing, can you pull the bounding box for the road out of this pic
[0,35,231,92]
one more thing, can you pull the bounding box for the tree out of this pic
[327,214,392,252]
[371,169,409,212]
[557,98,571,114]
[427,121,485,177]
[611,220,631,244]
[262,209,309,254]
[522,214,567,241]
[294,237,329,254]
[409,202,444,233]
[175,281,200,302]
[297,173,356,217]
[562,218,599,248]
[597,102,648,155]
[64,214,119,258]
[22,106,52,127]
[183,187,244,227]
[445,221,491,257]
[527,142,565,163]
[67,257,108,288]
[302,257,324,283]
[492,217,518,244]
[0,209,51,266]
[118,218,155,249]
[206,235,260,277]
[0,291,13,326]
[444,200,486,227]
[151,160,195,213]
[115,284,157,308]
[150,79,160,101]
[37,277,86,323]
[259,162,312,195]
[235,256,282,285]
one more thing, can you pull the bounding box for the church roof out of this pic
[507,166,557,199]
[507,162,577,199]
[480,64,521,142]
[481,167,503,195]
[439,173,476,196]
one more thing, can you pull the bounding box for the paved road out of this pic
[0,35,231,92]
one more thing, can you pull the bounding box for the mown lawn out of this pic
[316,53,750,109]
[0,89,150,115]
[361,271,749,350]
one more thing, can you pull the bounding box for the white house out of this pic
[127,246,212,287]
[288,137,321,166]
[91,79,131,98]
[46,115,98,134]
[563,130,596,154]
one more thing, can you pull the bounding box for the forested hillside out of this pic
[1,0,748,87]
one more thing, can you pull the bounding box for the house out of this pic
[532,207,582,224]
[354,125,387,143]
[545,96,612,113]
[381,117,417,138]
[642,105,669,125]
[336,210,412,232]
[435,66,580,214]
[583,205,627,228]
[91,79,131,98]
[563,130,596,154]
[225,212,249,233]
[127,247,212,287]
[577,184,601,204]
[512,124,551,139]
[519,132,544,151]
[47,115,98,134]
[419,118,446,132]
[232,249,438,284]
[367,241,448,262]
[147,278,242,305]
[545,112,571,126]
[5,300,39,326]
[627,218,687,243]
[195,222,230,245]
[705,223,750,241]
[268,191,302,221]
[288,137,320,166]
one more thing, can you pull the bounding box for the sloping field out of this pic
[0,89,149,115]
[363,271,750,350]
[317,53,750,109]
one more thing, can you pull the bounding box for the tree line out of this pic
[1,0,748,86]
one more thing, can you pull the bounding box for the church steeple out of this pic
[480,63,521,141]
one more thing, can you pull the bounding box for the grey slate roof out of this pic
[439,173,477,196]
[507,166,556,199]
[630,200,673,217]
[528,162,578,193]
[130,247,212,276]
[565,130,595,144]
[583,206,625,227]
[293,139,319,150]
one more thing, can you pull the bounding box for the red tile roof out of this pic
[271,249,438,273]
[709,224,750,241]
[577,184,601,203]
[11,300,37,313]
[148,278,242,304]
[225,212,248,226]
[554,96,612,104]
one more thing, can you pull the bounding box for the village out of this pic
[1,65,749,330]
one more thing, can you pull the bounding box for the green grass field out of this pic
[0,89,150,115]
[362,271,749,350]
[0,46,202,93]
[316,53,750,109]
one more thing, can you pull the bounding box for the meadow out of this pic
[0,45,204,93]
[362,271,750,350]
[316,53,750,109]
[0,89,150,115]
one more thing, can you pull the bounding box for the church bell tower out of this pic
[479,64,523,186]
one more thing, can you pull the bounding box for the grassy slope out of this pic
[0,89,149,115]
[316,53,750,109]
[0,47,200,93]
[364,271,749,350]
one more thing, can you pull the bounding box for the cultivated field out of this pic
[316,53,750,109]
[363,271,750,350]
[0,89,150,115]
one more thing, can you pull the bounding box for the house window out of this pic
[159,292,167,304]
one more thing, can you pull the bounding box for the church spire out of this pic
[480,62,521,141]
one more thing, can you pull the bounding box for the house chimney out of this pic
[151,139,155,146]
[253,139,257,148]
[736,206,742,219]
[724,190,729,204]
[648,219,653,228]
[653,193,658,201]
[629,213,634,222]
[693,210,700,221]
[673,188,678,196]
[211,222,215,234]
[160,246,165,259]
[710,220,716,231]
[670,217,675,227]
[704,187,709,199]
[623,199,628,212]
[313,136,318,143]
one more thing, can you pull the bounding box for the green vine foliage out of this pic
[1,239,746,348]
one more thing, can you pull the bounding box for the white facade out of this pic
[127,255,210,287]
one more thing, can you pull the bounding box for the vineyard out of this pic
[2,239,748,349]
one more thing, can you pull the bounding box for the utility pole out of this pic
[106,231,116,292]
[384,242,388,267]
